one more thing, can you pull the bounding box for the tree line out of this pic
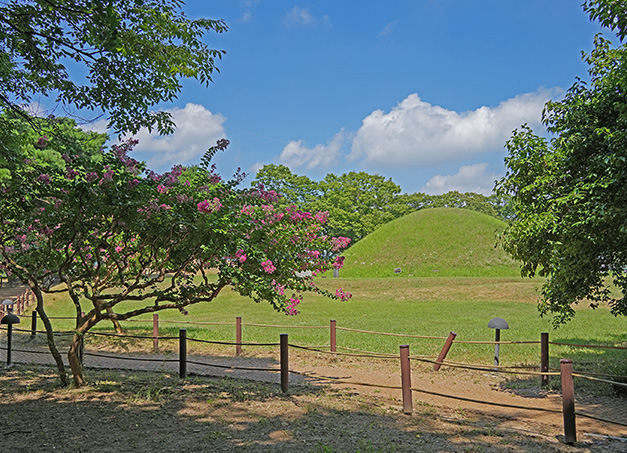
[251,164,512,244]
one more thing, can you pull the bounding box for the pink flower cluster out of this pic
[197,197,222,214]
[286,296,300,316]
[335,288,352,302]
[261,259,276,274]
[331,236,351,252]
[332,255,345,269]
[235,249,247,263]
[272,279,285,296]
[314,211,329,224]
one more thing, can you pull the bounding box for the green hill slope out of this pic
[339,208,520,278]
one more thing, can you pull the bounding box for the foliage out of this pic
[496,1,627,325]
[251,165,510,244]
[314,172,409,242]
[0,0,226,135]
[0,121,351,385]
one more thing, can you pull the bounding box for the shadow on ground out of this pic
[0,365,624,452]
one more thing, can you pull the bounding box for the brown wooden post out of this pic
[15,294,21,315]
[400,344,412,415]
[236,316,242,356]
[330,319,336,352]
[152,314,159,352]
[280,333,289,393]
[179,329,187,379]
[433,331,457,371]
[560,359,576,444]
[541,332,549,387]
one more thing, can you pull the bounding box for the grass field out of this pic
[35,275,626,395]
[340,208,520,278]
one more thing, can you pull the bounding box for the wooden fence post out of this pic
[31,311,37,338]
[433,331,457,371]
[179,329,187,379]
[541,332,549,387]
[152,314,159,352]
[280,333,288,393]
[330,319,336,353]
[236,316,242,356]
[400,344,412,415]
[560,359,576,444]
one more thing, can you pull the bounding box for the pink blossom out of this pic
[157,184,167,194]
[115,246,123,253]
[332,255,345,269]
[272,279,286,296]
[285,296,301,316]
[240,205,254,216]
[261,259,276,274]
[335,288,352,302]
[98,170,114,185]
[85,172,98,182]
[197,198,222,214]
[235,249,247,263]
[331,236,351,252]
[314,211,329,224]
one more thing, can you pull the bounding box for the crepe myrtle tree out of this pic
[0,136,351,387]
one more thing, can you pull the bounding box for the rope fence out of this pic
[0,308,625,443]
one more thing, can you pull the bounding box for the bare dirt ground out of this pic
[0,342,625,453]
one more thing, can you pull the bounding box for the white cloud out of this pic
[278,130,345,170]
[284,6,315,26]
[421,163,499,196]
[124,103,227,170]
[349,87,560,167]
[249,161,266,176]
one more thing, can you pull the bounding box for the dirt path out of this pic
[6,337,626,444]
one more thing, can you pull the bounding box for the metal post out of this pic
[494,328,501,368]
[330,319,336,353]
[433,331,457,371]
[236,316,242,356]
[400,344,412,415]
[179,329,187,379]
[280,333,288,393]
[152,314,159,352]
[6,324,12,366]
[560,359,576,444]
[31,311,37,338]
[541,332,549,387]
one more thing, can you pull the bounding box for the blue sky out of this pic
[95,1,604,195]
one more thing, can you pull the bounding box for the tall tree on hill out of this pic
[251,164,320,208]
[316,172,410,242]
[496,0,627,325]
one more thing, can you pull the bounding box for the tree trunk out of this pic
[34,288,69,386]
[107,307,124,334]
[68,332,84,387]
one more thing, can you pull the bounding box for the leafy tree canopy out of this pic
[252,165,510,243]
[0,0,226,135]
[0,120,351,386]
[496,0,627,325]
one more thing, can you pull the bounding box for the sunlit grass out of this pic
[32,276,625,387]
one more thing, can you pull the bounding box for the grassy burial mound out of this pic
[339,208,521,278]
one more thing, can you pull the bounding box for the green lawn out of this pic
[33,276,626,393]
